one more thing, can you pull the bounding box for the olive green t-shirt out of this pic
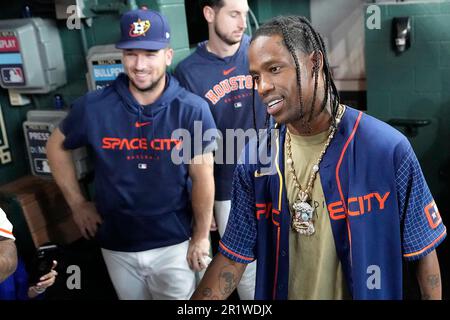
[285,128,350,300]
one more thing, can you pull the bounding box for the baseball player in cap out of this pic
[47,8,218,300]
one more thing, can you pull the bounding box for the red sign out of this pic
[0,36,19,52]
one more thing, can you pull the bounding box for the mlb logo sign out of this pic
[129,19,151,37]
[34,158,51,174]
[1,67,24,84]
[424,201,441,229]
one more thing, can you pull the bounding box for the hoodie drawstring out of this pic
[150,105,155,161]
[138,106,144,160]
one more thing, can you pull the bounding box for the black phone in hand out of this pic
[29,244,59,285]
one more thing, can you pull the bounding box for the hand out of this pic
[187,237,211,272]
[70,201,102,239]
[29,260,58,297]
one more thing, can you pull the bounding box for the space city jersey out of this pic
[219,106,446,299]
[60,73,218,252]
[174,35,266,201]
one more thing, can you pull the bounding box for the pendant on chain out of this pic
[292,200,315,236]
[287,105,345,237]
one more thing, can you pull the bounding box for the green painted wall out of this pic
[365,2,450,214]
[0,95,32,185]
[249,0,310,24]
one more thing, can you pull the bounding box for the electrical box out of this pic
[86,44,123,91]
[0,18,67,93]
[23,110,91,179]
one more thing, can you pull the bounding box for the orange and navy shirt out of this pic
[219,106,446,300]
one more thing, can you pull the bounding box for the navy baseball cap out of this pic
[116,9,171,51]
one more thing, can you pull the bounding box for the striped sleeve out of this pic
[219,164,257,264]
[0,208,15,240]
[396,145,446,261]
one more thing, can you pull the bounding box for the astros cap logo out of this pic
[129,19,151,37]
[117,9,171,51]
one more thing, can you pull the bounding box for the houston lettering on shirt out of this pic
[204,74,253,105]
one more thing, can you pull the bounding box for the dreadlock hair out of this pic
[251,16,341,130]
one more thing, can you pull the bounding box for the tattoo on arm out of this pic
[202,287,212,298]
[218,263,239,298]
[202,289,220,299]
[221,272,237,295]
[420,274,441,300]
[427,274,440,290]
[191,254,247,300]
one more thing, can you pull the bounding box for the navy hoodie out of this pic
[60,73,217,252]
[175,35,266,201]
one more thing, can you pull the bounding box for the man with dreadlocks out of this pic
[192,16,446,300]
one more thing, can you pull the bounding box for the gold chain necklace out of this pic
[286,105,345,235]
